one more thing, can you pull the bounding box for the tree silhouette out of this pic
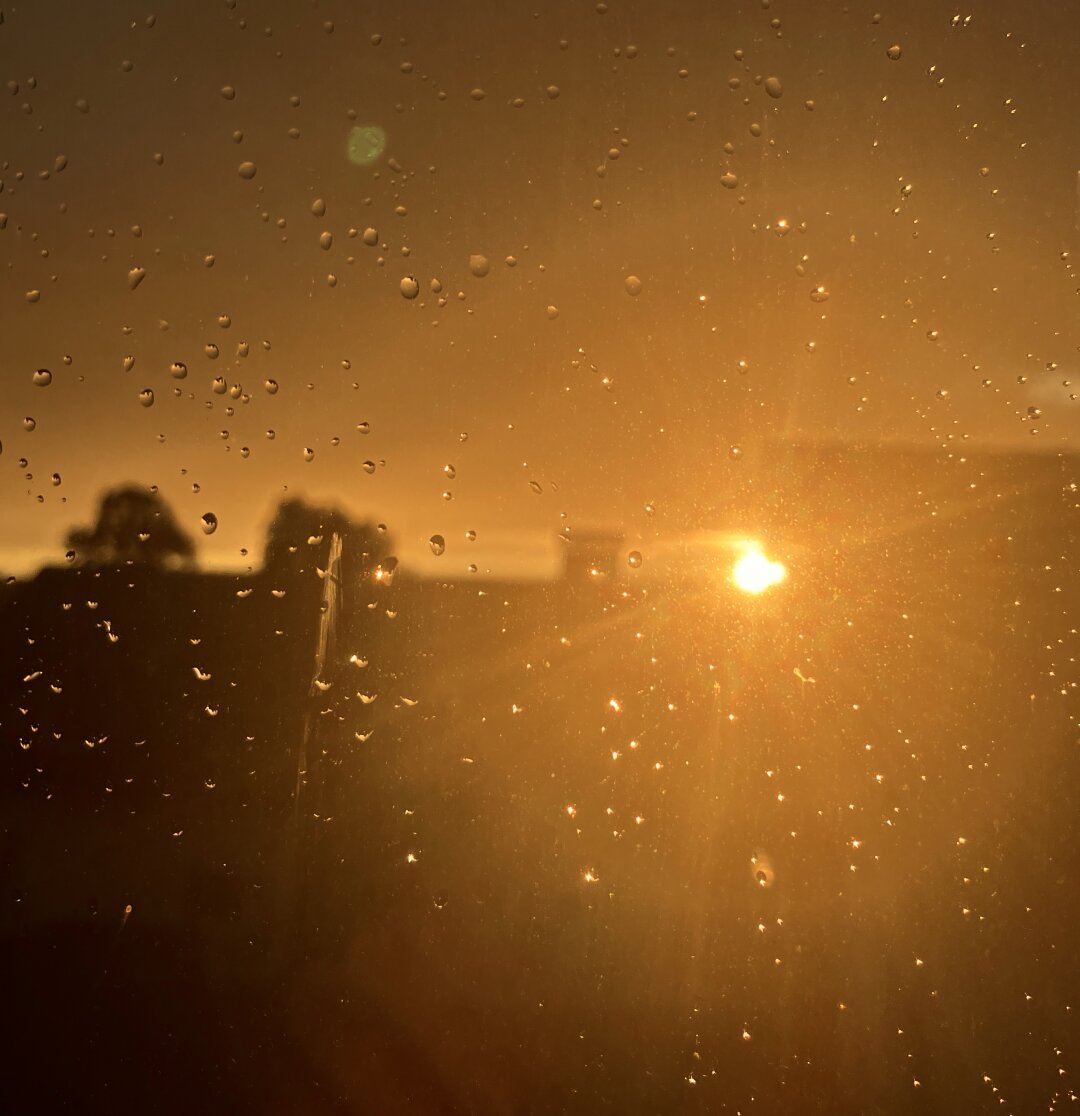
[262,497,389,584]
[66,486,195,568]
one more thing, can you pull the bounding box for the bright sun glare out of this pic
[731,547,787,594]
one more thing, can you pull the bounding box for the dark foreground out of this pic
[3,446,1079,1114]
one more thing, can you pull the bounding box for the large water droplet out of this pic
[429,534,446,556]
[127,266,146,290]
[32,368,52,387]
[469,254,490,278]
[138,388,154,407]
[764,75,783,98]
[237,161,257,180]
[400,276,420,299]
[886,44,902,60]
[170,361,188,379]
[201,513,218,535]
[627,550,642,569]
[625,275,643,296]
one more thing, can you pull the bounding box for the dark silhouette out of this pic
[66,485,195,569]
[262,496,389,585]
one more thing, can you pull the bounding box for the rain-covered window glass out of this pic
[3,1,1079,1111]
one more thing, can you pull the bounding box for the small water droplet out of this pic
[23,417,36,432]
[625,275,643,296]
[170,361,188,379]
[886,44,902,60]
[201,513,218,535]
[138,389,154,407]
[303,447,315,462]
[429,534,446,556]
[809,285,830,303]
[729,445,743,460]
[627,550,642,568]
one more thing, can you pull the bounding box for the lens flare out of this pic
[732,547,786,594]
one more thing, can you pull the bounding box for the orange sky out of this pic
[2,0,1078,577]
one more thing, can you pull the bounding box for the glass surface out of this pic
[2,1,1079,1111]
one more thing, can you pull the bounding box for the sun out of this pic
[732,547,787,594]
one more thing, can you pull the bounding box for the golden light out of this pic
[731,547,787,594]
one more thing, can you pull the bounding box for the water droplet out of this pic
[25,289,41,303]
[23,417,36,432]
[311,197,326,217]
[469,254,491,278]
[170,361,188,379]
[319,230,333,250]
[400,276,420,299]
[303,447,315,462]
[627,550,642,568]
[729,445,743,460]
[719,171,739,190]
[362,226,379,246]
[138,388,154,407]
[886,44,902,60]
[624,275,643,296]
[545,304,559,319]
[127,266,146,290]
[361,460,376,474]
[470,87,487,101]
[264,379,278,394]
[32,368,52,387]
[429,534,446,556]
[212,376,228,394]
[529,480,543,495]
[201,513,218,535]
[546,84,560,99]
[50,473,61,487]
[809,285,830,303]
[443,463,457,479]
[123,355,136,372]
[220,84,236,100]
[204,344,219,359]
[237,161,257,179]
[764,75,783,98]
[465,529,477,541]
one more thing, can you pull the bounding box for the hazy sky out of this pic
[2,0,1078,576]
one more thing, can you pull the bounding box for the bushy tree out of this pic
[262,497,389,584]
[66,486,195,568]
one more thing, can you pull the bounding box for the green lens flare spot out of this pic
[346,125,387,166]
